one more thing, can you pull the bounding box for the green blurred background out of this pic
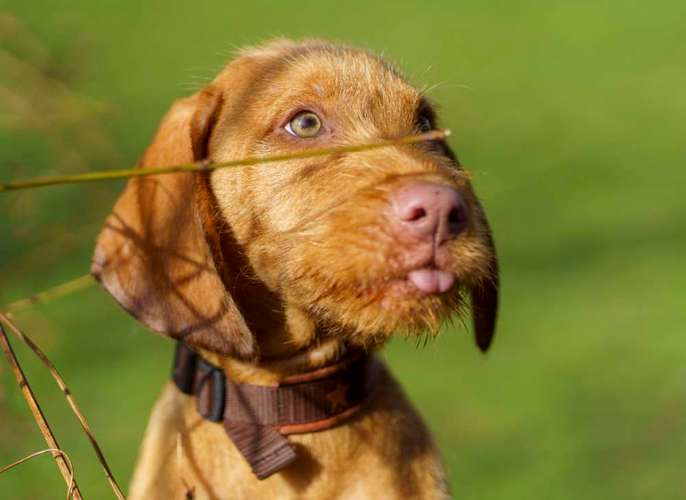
[1,1,685,498]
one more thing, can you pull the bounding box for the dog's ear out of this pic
[91,86,257,359]
[443,141,499,352]
[470,229,499,352]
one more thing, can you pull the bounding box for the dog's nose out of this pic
[391,182,467,243]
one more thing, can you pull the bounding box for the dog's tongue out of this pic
[407,268,455,294]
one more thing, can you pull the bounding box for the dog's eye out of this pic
[417,114,433,133]
[286,111,322,138]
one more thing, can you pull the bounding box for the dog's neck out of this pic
[199,335,358,386]
[196,283,375,384]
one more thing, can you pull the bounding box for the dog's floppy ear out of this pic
[91,87,257,359]
[470,228,499,352]
[443,142,499,352]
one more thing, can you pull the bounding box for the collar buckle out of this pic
[196,358,226,422]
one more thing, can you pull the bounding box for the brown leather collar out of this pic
[171,342,374,479]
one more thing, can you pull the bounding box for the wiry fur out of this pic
[92,38,498,499]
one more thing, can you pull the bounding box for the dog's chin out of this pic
[301,268,464,347]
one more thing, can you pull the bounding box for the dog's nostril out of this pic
[448,207,464,225]
[408,207,427,222]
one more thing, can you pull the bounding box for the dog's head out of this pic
[92,39,498,360]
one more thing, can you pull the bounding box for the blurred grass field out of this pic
[1,1,685,498]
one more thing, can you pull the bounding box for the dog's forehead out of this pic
[286,49,415,98]
[223,42,422,119]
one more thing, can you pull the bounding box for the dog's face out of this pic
[92,39,498,359]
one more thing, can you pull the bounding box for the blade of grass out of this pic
[3,274,94,316]
[0,321,82,499]
[0,129,449,192]
[0,313,125,499]
[0,448,76,499]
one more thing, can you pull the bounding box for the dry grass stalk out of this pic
[0,448,76,499]
[0,312,125,499]
[0,321,83,499]
[0,129,449,192]
[3,274,94,316]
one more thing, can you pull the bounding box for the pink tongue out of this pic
[407,268,455,294]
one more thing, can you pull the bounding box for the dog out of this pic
[92,38,498,499]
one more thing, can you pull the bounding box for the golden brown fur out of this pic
[92,39,498,499]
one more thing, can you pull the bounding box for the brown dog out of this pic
[92,39,498,499]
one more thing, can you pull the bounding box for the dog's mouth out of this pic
[382,265,456,295]
[377,266,457,312]
[382,244,459,296]
[377,259,459,311]
[405,267,455,294]
[282,238,472,341]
